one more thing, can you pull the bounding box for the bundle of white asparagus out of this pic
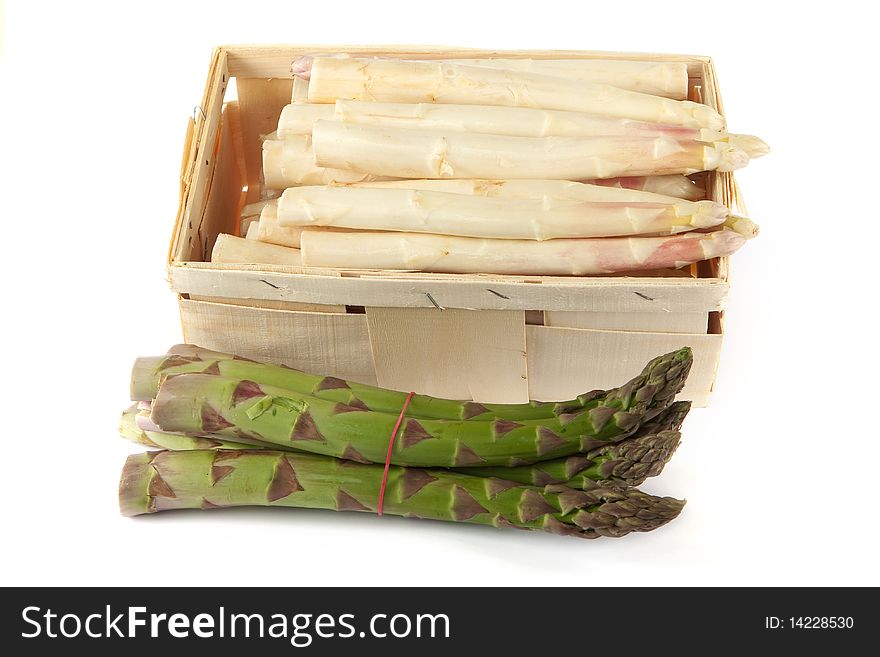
[214,54,766,275]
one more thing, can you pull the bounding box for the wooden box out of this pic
[168,45,746,407]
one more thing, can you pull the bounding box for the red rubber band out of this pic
[377,391,415,516]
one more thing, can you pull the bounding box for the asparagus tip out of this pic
[692,200,730,228]
[729,133,770,159]
[715,144,750,172]
[291,55,313,79]
[574,489,686,538]
[725,214,761,239]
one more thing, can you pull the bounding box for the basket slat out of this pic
[525,325,721,406]
[180,298,378,385]
[365,308,528,403]
[545,310,708,333]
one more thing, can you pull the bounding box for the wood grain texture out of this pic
[189,295,345,313]
[222,44,711,78]
[197,107,244,261]
[169,265,728,312]
[172,49,229,263]
[544,310,708,333]
[224,100,249,216]
[236,77,293,202]
[525,325,721,406]
[366,308,528,403]
[179,298,377,385]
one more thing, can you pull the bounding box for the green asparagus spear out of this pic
[121,401,688,490]
[119,449,685,539]
[119,404,254,451]
[466,401,690,488]
[132,344,685,422]
[148,348,692,467]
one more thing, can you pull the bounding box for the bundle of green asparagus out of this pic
[119,345,695,540]
[214,53,765,276]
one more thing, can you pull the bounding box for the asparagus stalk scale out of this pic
[147,348,692,467]
[119,449,685,539]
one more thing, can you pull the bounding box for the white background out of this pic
[1,0,878,586]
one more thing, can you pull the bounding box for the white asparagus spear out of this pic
[299,229,746,275]
[357,174,705,200]
[278,186,727,240]
[241,197,279,218]
[245,221,261,240]
[447,58,688,99]
[240,216,259,237]
[347,178,763,234]
[262,136,394,188]
[347,178,701,205]
[312,121,748,180]
[253,200,359,248]
[291,76,311,103]
[302,56,724,130]
[590,175,704,200]
[278,100,764,157]
[240,197,278,237]
[211,234,302,266]
[277,103,335,137]
[295,55,689,98]
[346,177,741,231]
[256,201,305,248]
[332,100,765,156]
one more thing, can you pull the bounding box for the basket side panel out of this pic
[187,105,247,261]
[179,298,378,385]
[222,44,711,77]
[237,77,294,202]
[525,325,721,407]
[365,308,528,403]
[172,50,229,263]
[169,266,729,312]
[544,311,708,333]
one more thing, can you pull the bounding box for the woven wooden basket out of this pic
[168,45,746,406]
